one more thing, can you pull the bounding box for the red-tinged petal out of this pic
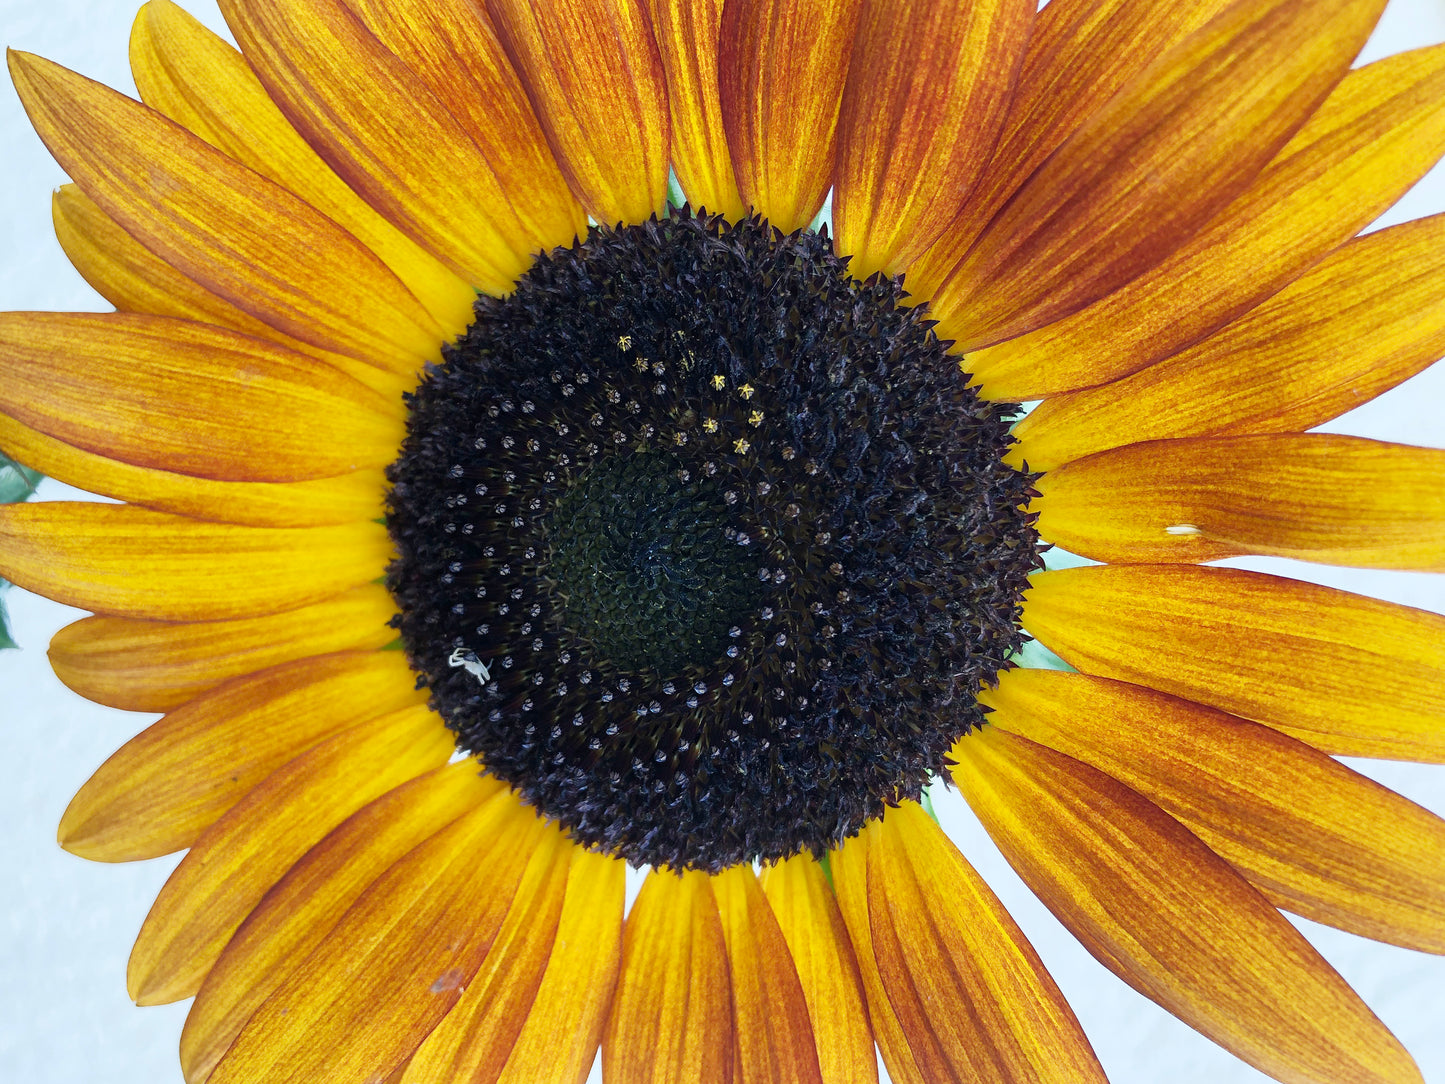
[718,0,863,231]
[0,411,386,528]
[931,0,1387,352]
[128,704,453,1004]
[981,669,1445,954]
[0,503,392,622]
[129,0,476,335]
[603,869,734,1084]
[953,727,1421,1084]
[1034,434,1445,569]
[833,0,1033,279]
[8,50,444,386]
[833,803,1106,1084]
[343,0,589,268]
[647,0,744,219]
[208,793,547,1084]
[180,763,505,1084]
[713,864,824,1084]
[50,184,409,387]
[215,0,577,295]
[1022,565,1445,761]
[486,0,668,226]
[400,826,572,1084]
[759,855,876,1084]
[0,312,402,483]
[48,584,398,713]
[908,0,1234,302]
[489,849,625,1084]
[1013,213,1445,468]
[57,650,423,862]
[968,42,1445,399]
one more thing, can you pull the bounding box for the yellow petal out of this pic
[833,803,1106,1084]
[180,762,504,1084]
[486,0,669,227]
[0,502,392,621]
[58,649,423,861]
[931,0,1386,351]
[401,827,572,1084]
[713,864,824,1084]
[982,669,1445,954]
[129,0,476,334]
[759,855,876,1084]
[1034,434,1445,569]
[48,584,398,712]
[208,792,547,1084]
[8,49,444,384]
[833,0,1034,279]
[646,0,745,219]
[717,0,863,231]
[1013,212,1445,468]
[953,727,1421,1084]
[50,184,405,389]
[1022,565,1445,761]
[0,411,386,528]
[602,869,734,1084]
[491,849,626,1084]
[908,0,1234,302]
[971,42,1445,400]
[128,703,453,1004]
[0,311,402,482]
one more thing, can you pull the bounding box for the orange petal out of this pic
[603,869,734,1084]
[713,864,824,1084]
[1022,565,1445,761]
[908,0,1234,302]
[48,584,399,713]
[489,848,626,1084]
[931,0,1386,352]
[759,855,876,1084]
[1013,212,1445,468]
[486,0,668,226]
[0,311,401,483]
[8,49,443,386]
[0,502,392,621]
[401,828,572,1084]
[50,184,406,387]
[981,669,1445,954]
[953,726,1420,1084]
[399,827,571,1084]
[58,649,423,862]
[646,0,745,219]
[969,42,1445,400]
[1034,434,1445,569]
[214,0,575,294]
[128,703,453,1004]
[717,0,863,232]
[0,411,386,528]
[832,0,1033,279]
[180,762,504,1084]
[833,803,1105,1084]
[208,792,547,1084]
[343,0,589,268]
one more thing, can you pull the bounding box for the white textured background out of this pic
[2,0,1444,1081]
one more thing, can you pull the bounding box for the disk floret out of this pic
[386,207,1041,871]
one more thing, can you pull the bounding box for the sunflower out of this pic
[2,0,1445,1080]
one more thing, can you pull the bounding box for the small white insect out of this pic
[1165,523,1203,536]
[448,646,493,685]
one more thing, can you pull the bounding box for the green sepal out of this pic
[0,451,44,650]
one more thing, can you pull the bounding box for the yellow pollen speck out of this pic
[738,383,755,400]
[711,374,726,390]
[734,437,751,454]
[617,335,633,351]
[748,410,764,426]
[703,418,719,433]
